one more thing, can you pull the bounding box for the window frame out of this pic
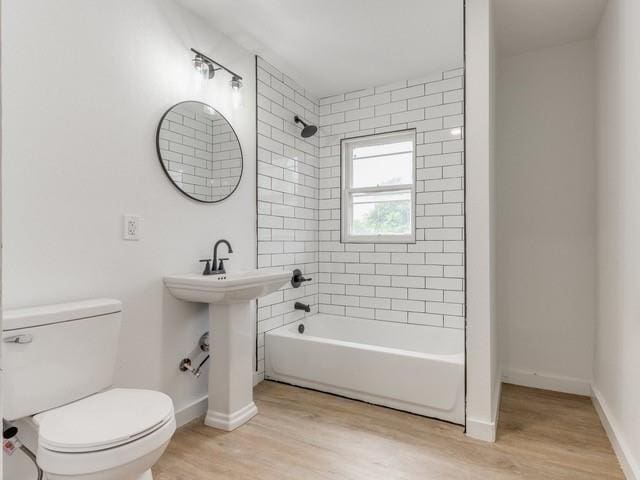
[340,128,417,244]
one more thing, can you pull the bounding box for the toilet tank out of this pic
[3,299,122,421]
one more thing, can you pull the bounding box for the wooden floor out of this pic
[153,382,624,479]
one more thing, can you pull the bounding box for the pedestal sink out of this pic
[164,269,290,431]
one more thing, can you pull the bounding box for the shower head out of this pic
[294,115,318,138]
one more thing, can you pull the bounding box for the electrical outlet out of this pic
[123,215,141,241]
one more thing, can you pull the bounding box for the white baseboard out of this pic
[591,385,639,480]
[205,402,258,431]
[253,371,264,386]
[502,368,591,396]
[466,416,496,442]
[174,395,208,428]
[466,376,502,442]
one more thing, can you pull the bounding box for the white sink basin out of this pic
[164,269,291,304]
[164,267,291,432]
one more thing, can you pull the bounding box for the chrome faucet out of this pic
[212,239,233,274]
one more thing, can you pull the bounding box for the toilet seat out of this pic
[34,388,174,453]
[33,389,176,478]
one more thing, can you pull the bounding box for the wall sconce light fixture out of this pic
[191,48,243,91]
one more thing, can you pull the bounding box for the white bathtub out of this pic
[265,314,465,425]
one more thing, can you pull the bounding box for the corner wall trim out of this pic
[502,368,591,396]
[492,377,502,433]
[174,395,208,428]
[591,385,640,480]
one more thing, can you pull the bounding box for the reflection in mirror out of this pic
[157,101,242,203]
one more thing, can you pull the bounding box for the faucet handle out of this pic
[217,258,229,271]
[291,269,312,288]
[199,259,212,276]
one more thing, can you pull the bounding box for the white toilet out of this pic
[3,299,176,480]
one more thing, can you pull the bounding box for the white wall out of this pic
[593,0,640,477]
[496,40,597,396]
[2,0,256,423]
[465,0,500,442]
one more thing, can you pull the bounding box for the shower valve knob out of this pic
[291,269,312,288]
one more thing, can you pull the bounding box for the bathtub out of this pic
[265,314,465,425]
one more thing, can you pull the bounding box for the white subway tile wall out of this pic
[158,102,242,202]
[318,68,465,329]
[256,57,320,377]
[256,57,465,376]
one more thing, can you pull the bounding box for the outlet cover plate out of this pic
[123,214,141,241]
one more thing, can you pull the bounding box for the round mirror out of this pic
[156,101,243,203]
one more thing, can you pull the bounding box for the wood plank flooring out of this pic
[152,382,624,479]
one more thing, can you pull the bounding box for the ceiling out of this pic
[176,0,463,98]
[494,0,608,58]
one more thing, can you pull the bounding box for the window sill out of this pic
[341,234,416,244]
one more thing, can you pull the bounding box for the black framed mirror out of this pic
[156,101,243,203]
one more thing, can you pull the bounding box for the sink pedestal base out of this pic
[204,302,257,431]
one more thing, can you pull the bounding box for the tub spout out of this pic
[294,302,310,313]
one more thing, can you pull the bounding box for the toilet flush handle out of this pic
[4,334,33,344]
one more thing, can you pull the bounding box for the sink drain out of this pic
[298,324,305,334]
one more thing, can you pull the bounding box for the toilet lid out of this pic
[34,389,174,453]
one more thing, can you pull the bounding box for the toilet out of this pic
[3,299,176,480]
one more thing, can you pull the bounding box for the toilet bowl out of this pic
[3,299,176,480]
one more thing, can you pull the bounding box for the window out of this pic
[341,129,416,243]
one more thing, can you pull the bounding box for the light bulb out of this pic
[231,76,243,108]
[193,55,214,82]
